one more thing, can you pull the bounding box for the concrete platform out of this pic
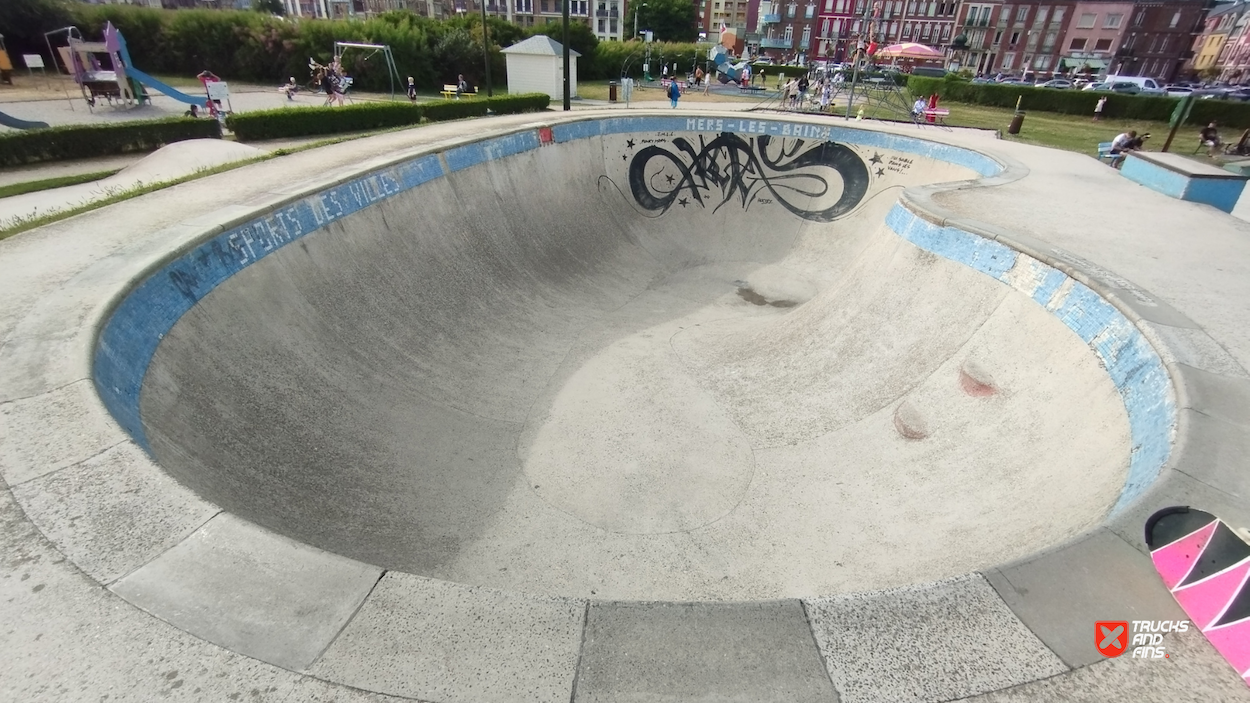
[1,110,1249,701]
[1121,150,1249,213]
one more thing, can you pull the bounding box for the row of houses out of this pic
[95,0,1234,83]
[740,0,1213,82]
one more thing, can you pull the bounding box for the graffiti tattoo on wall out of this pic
[626,133,870,222]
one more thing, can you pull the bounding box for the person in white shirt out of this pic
[1109,130,1137,169]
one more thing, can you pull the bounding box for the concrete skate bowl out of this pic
[94,115,1175,603]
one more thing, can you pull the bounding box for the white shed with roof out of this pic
[501,35,579,100]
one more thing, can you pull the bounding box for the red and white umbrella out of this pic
[875,42,945,59]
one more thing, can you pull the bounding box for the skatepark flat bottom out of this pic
[112,118,1133,602]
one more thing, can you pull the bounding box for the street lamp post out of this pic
[634,2,647,39]
[481,0,493,97]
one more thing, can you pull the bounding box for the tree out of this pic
[0,0,74,64]
[633,0,697,43]
[527,20,599,60]
[253,0,285,15]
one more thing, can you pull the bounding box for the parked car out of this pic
[1083,81,1142,94]
[1102,75,1166,95]
[1037,79,1073,89]
[1164,85,1194,97]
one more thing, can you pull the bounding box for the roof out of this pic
[501,35,581,57]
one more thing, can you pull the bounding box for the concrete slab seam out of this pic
[303,568,389,671]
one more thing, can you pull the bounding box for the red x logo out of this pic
[1096,621,1129,657]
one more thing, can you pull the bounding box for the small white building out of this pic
[501,35,579,100]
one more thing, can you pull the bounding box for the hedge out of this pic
[906,75,1250,128]
[0,117,221,167]
[225,92,550,141]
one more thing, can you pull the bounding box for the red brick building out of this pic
[1113,0,1209,81]
[809,0,959,63]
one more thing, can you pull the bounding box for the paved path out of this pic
[1,109,1248,702]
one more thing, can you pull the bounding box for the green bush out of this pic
[225,92,550,141]
[0,117,221,167]
[906,75,1250,127]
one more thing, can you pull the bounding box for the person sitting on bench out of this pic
[1108,130,1138,169]
[1201,122,1222,157]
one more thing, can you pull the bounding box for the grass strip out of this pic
[0,170,123,199]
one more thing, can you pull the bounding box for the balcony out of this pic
[760,36,791,48]
[963,19,989,27]
[762,13,780,22]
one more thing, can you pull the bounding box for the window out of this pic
[942,23,950,37]
[1104,13,1121,29]
[1161,36,1170,52]
[1076,13,1095,29]
[1150,35,1159,52]
[1043,31,1055,50]
[821,18,830,35]
[1069,37,1086,51]
[784,24,793,41]
[1035,7,1047,25]
[1009,31,1019,45]
[1002,51,1014,68]
[928,1,935,16]
[993,29,1002,43]
[824,0,832,10]
[787,3,795,17]
[836,0,846,12]
[598,18,606,30]
[801,24,811,43]
[805,4,814,18]
[1169,11,1179,28]
[1000,4,1011,24]
[1015,6,1026,22]
[852,19,861,31]
[1052,7,1063,24]
[832,18,842,32]
[1094,38,1111,51]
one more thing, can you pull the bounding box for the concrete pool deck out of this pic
[1,109,1249,702]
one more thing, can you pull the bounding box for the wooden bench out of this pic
[441,84,477,99]
[921,108,949,124]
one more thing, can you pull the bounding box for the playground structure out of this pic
[331,42,400,101]
[45,23,229,116]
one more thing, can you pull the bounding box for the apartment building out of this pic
[1056,2,1131,75]
[757,0,821,60]
[1190,1,1239,70]
[952,2,1003,74]
[1114,0,1207,80]
[1219,2,1250,80]
[811,0,959,62]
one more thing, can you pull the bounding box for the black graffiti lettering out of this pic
[168,268,199,302]
[626,132,869,222]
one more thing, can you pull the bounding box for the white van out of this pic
[1103,75,1166,95]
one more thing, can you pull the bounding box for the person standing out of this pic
[668,78,681,108]
[406,76,417,102]
[1094,95,1107,121]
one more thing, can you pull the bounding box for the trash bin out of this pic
[1008,111,1025,135]
[609,81,618,103]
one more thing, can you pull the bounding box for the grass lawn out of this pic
[0,170,121,199]
[939,101,1196,158]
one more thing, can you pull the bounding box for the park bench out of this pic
[441,83,476,99]
[739,84,766,93]
[1097,141,1115,163]
[921,108,949,124]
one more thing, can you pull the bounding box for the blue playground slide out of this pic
[0,109,49,130]
[124,66,206,106]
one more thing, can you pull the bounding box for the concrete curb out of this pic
[2,110,1247,701]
